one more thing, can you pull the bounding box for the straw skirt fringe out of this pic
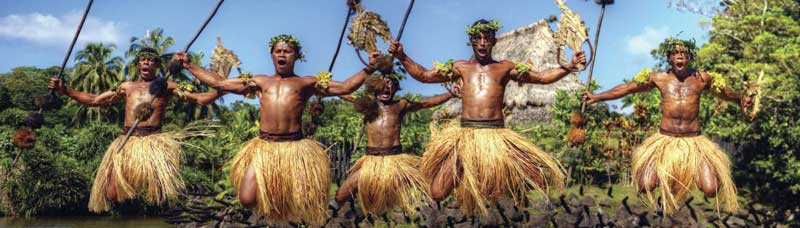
[421,121,566,216]
[632,132,738,215]
[347,153,431,215]
[88,132,184,213]
[230,138,331,226]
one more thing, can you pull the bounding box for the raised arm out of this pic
[511,51,586,84]
[317,69,370,96]
[389,41,451,83]
[49,77,124,107]
[168,82,224,105]
[174,52,255,94]
[338,94,356,103]
[583,78,655,104]
[405,92,454,112]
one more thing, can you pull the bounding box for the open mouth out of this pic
[379,90,392,100]
[477,48,488,56]
[277,59,287,66]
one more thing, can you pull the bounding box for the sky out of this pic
[0,0,712,111]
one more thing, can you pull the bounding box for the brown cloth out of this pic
[659,128,701,137]
[460,118,505,129]
[259,131,304,142]
[366,145,403,156]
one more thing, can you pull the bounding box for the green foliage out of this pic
[466,20,501,36]
[268,34,304,60]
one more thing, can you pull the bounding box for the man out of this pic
[174,34,377,226]
[582,37,751,214]
[49,47,223,213]
[334,74,456,216]
[389,19,586,216]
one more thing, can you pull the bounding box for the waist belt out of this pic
[659,128,701,137]
[366,145,402,156]
[259,131,304,142]
[121,126,161,136]
[460,118,505,129]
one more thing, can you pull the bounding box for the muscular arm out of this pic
[63,85,125,107]
[184,64,254,94]
[591,81,655,103]
[176,90,223,105]
[511,66,573,84]
[711,87,743,104]
[405,92,453,112]
[396,55,450,83]
[338,94,355,103]
[316,69,369,96]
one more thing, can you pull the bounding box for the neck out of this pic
[473,57,494,66]
[277,71,296,77]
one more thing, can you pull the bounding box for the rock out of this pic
[599,198,613,207]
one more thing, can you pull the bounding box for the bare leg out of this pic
[697,159,719,198]
[431,157,459,202]
[105,164,118,201]
[238,165,258,208]
[638,165,658,193]
[335,170,360,203]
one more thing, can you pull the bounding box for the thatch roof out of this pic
[433,19,585,125]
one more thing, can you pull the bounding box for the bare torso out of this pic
[651,70,711,134]
[251,75,317,134]
[121,81,171,127]
[455,60,514,120]
[364,100,409,147]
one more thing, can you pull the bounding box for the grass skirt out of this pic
[88,131,186,213]
[632,133,738,214]
[348,153,431,216]
[229,138,331,226]
[421,121,565,216]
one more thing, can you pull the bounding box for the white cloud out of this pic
[626,26,669,57]
[0,12,125,47]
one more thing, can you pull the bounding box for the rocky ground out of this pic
[166,184,782,227]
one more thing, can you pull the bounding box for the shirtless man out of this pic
[582,38,752,214]
[174,34,377,226]
[49,47,223,213]
[333,74,455,215]
[389,19,586,216]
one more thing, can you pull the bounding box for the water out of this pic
[0,216,172,228]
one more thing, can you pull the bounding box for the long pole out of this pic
[581,3,607,113]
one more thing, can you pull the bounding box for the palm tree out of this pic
[68,42,125,125]
[125,28,182,81]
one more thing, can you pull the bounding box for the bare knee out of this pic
[638,169,658,193]
[239,166,258,208]
[431,185,450,202]
[335,172,359,203]
[698,161,719,198]
[105,169,117,200]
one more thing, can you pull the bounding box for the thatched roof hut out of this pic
[433,19,585,126]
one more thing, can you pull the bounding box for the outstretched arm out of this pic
[511,51,586,84]
[174,52,255,94]
[704,72,751,108]
[583,80,655,104]
[389,41,451,83]
[317,52,384,96]
[338,94,356,103]
[49,78,124,107]
[405,92,454,112]
[169,82,224,105]
[317,69,371,96]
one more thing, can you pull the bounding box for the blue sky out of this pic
[0,0,711,110]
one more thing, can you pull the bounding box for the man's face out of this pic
[271,42,298,75]
[470,32,496,60]
[375,78,397,102]
[668,45,692,75]
[138,56,158,81]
